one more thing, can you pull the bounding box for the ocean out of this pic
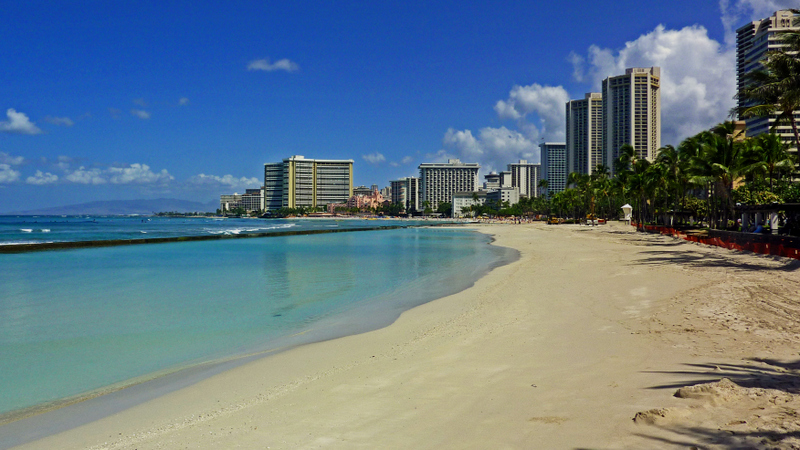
[0,217,515,439]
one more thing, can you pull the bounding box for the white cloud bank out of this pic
[0,109,43,135]
[187,174,260,191]
[26,170,58,185]
[440,2,786,171]
[247,58,300,73]
[66,164,173,185]
[571,24,736,146]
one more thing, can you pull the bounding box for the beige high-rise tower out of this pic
[602,67,661,172]
[566,92,604,175]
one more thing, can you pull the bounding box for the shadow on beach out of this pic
[632,248,800,272]
[645,360,800,393]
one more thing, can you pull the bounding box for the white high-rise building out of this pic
[390,176,420,213]
[507,160,541,198]
[566,93,604,175]
[540,142,567,195]
[418,159,480,210]
[263,155,353,210]
[737,10,799,154]
[602,67,661,171]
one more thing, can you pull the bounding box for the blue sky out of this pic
[0,0,796,212]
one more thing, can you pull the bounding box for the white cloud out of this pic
[178,97,190,106]
[247,58,300,73]
[26,170,58,185]
[574,24,736,146]
[0,152,25,165]
[401,156,413,164]
[131,109,151,120]
[0,109,43,135]
[442,126,538,173]
[362,152,386,164]
[494,84,570,142]
[66,166,106,185]
[45,116,74,127]
[0,164,21,183]
[187,174,260,191]
[107,164,173,185]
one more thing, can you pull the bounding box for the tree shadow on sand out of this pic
[630,248,800,272]
[645,360,800,393]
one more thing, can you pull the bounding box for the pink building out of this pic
[327,187,385,213]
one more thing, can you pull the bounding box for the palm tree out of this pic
[688,123,758,229]
[750,132,796,190]
[736,34,800,150]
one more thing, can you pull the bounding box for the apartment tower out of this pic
[263,155,353,210]
[418,159,480,210]
[390,176,420,213]
[507,160,541,198]
[602,67,661,171]
[540,142,567,195]
[736,10,799,154]
[566,93,604,175]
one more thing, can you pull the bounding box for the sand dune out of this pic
[15,222,800,449]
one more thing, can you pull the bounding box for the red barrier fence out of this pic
[636,224,800,260]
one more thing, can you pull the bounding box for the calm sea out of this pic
[0,215,431,245]
[0,219,514,427]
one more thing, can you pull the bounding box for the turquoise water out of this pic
[0,216,433,245]
[0,227,513,418]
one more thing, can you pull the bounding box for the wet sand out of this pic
[13,222,800,449]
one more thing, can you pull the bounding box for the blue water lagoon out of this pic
[0,226,515,424]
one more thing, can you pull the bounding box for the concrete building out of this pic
[487,186,520,207]
[263,155,353,210]
[418,159,480,210]
[353,185,373,196]
[566,93,604,175]
[484,172,501,190]
[390,176,420,213]
[507,160,541,198]
[540,142,567,195]
[602,67,661,170]
[220,188,264,213]
[736,9,800,154]
[452,191,487,218]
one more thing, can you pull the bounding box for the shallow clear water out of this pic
[0,227,513,417]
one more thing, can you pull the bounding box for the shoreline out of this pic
[10,222,800,449]
[1,226,514,449]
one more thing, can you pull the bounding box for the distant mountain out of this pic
[7,198,219,216]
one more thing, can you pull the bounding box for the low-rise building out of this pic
[452,191,487,218]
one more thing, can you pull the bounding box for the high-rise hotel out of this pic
[418,159,480,210]
[602,67,661,171]
[390,176,420,213]
[736,10,799,153]
[566,92,604,175]
[540,142,567,195]
[264,155,353,210]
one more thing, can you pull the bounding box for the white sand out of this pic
[14,222,800,449]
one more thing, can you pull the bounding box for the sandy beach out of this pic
[13,221,800,449]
